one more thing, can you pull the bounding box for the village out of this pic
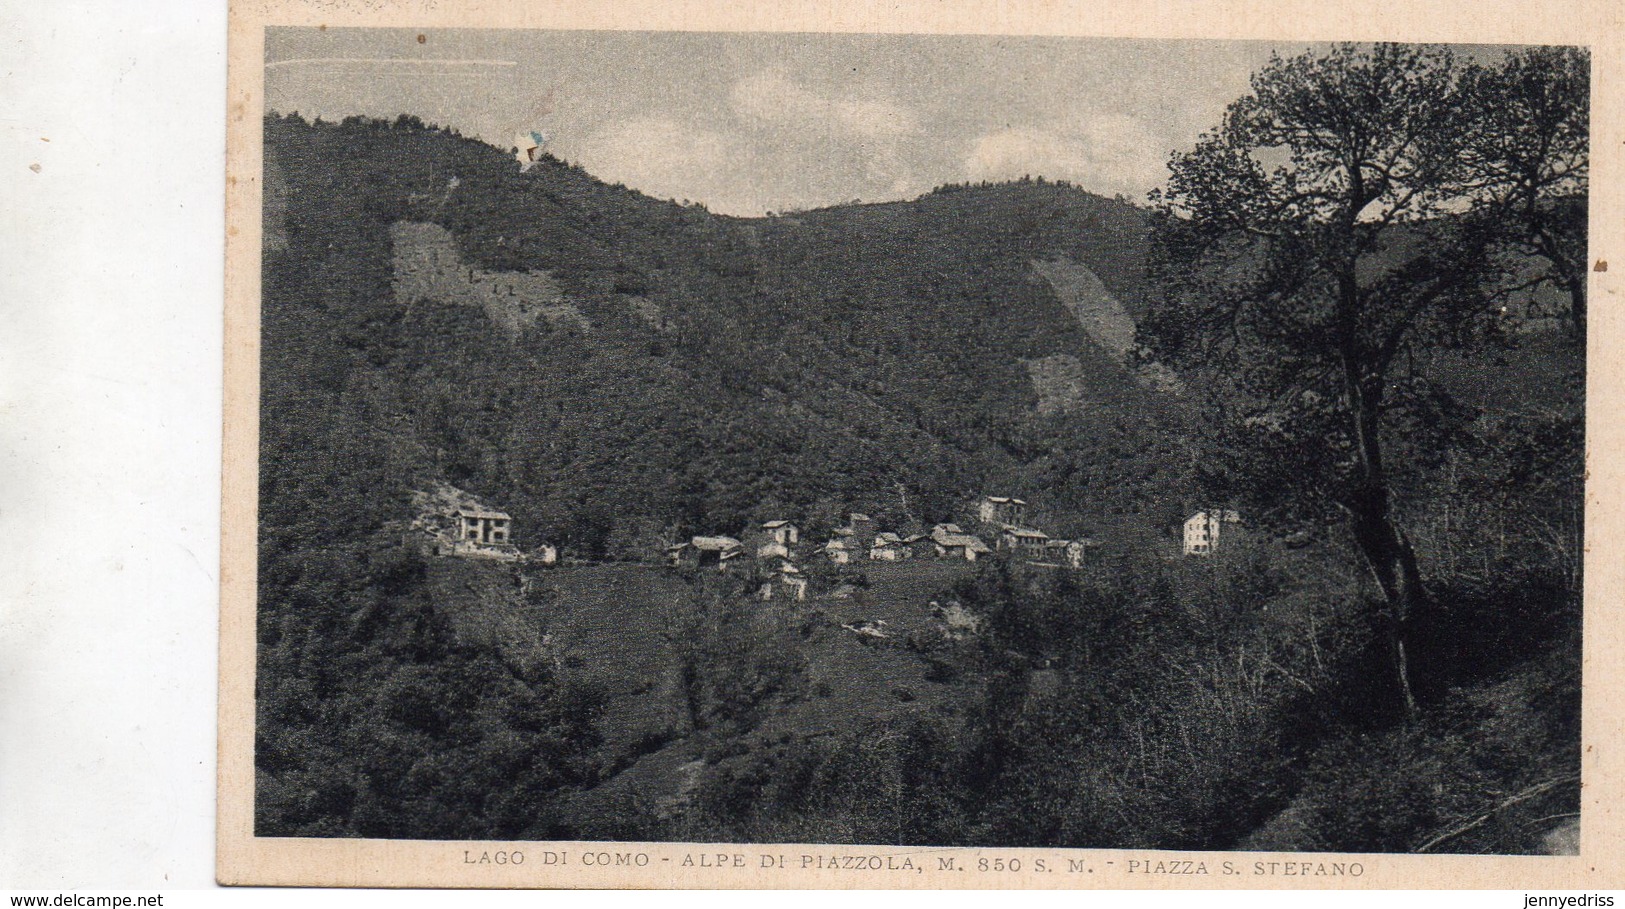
[383,215,1265,595]
[661,496,1094,603]
[411,483,1246,601]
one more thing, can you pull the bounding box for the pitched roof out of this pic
[983,496,1028,506]
[933,528,990,551]
[933,523,964,535]
[874,532,903,545]
[762,520,794,528]
[1004,527,1049,540]
[691,535,743,551]
[849,512,873,523]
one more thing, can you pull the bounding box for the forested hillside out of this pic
[261,113,1183,562]
[256,99,1583,853]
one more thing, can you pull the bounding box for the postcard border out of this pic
[220,0,1625,888]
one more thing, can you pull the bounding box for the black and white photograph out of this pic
[247,22,1588,866]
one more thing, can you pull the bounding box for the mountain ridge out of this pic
[261,113,1189,560]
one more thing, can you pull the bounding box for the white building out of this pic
[1183,510,1241,556]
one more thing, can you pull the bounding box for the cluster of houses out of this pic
[665,520,810,600]
[661,496,1108,599]
[823,497,1098,568]
[423,485,1242,573]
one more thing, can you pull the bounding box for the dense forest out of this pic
[257,44,1584,852]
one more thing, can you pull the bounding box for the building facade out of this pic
[1183,510,1241,556]
[998,527,1050,559]
[977,496,1029,527]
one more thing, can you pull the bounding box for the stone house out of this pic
[672,535,745,569]
[977,495,1029,527]
[903,533,935,559]
[775,563,809,600]
[434,507,522,561]
[755,520,800,559]
[824,538,854,565]
[998,527,1050,560]
[869,532,911,561]
[457,508,512,546]
[932,526,992,561]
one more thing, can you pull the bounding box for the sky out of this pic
[265,29,1517,216]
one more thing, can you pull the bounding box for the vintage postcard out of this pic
[219,0,1625,889]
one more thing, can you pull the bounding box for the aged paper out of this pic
[221,0,1625,888]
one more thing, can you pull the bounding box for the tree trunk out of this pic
[1564,269,1586,340]
[1533,225,1586,340]
[1343,357,1425,716]
[1345,485,1425,716]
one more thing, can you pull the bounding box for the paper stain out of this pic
[1595,260,1608,272]
[29,163,40,173]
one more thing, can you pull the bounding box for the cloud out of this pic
[963,115,1170,199]
[717,69,929,208]
[730,69,921,139]
[572,117,736,204]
